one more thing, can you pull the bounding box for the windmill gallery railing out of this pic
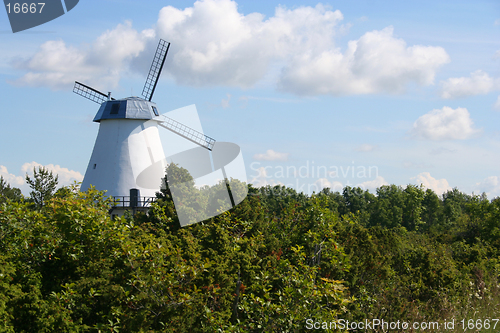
[110,195,155,209]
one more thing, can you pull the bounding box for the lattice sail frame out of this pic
[73,81,114,104]
[142,39,170,102]
[158,116,216,151]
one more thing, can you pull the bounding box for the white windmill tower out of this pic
[74,39,217,216]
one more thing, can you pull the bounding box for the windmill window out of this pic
[151,106,159,116]
[93,164,97,169]
[110,103,120,114]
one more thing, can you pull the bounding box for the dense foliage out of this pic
[0,170,499,332]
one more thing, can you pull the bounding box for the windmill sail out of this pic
[158,116,215,151]
[142,39,170,102]
[73,81,114,104]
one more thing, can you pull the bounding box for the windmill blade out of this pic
[74,81,114,104]
[142,39,170,102]
[158,116,216,151]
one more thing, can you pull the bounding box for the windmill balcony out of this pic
[109,189,156,219]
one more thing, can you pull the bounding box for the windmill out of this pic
[74,39,217,215]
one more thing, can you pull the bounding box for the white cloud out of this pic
[221,94,231,108]
[239,95,302,103]
[12,22,151,90]
[429,147,456,155]
[314,178,343,192]
[253,149,289,161]
[440,70,500,99]
[21,162,84,186]
[156,1,344,88]
[356,176,388,192]
[355,144,377,152]
[410,106,481,140]
[248,166,282,187]
[1,162,83,195]
[402,161,433,169]
[411,172,451,195]
[474,176,500,198]
[495,19,500,26]
[495,96,500,110]
[278,26,449,95]
[10,0,450,96]
[0,165,25,187]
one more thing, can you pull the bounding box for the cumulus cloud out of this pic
[440,70,500,99]
[410,106,481,140]
[411,172,451,195]
[495,96,500,110]
[11,22,151,90]
[314,178,343,192]
[474,176,500,198]
[279,26,449,95]
[253,149,289,161]
[21,162,84,186]
[402,161,433,169]
[355,144,377,152]
[1,162,83,195]
[248,166,282,187]
[10,0,450,95]
[356,176,388,192]
[0,165,25,187]
[221,94,231,108]
[429,147,456,155]
[155,1,344,88]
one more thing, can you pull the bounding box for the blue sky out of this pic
[1,0,499,197]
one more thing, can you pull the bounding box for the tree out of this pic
[402,184,424,231]
[0,176,23,204]
[442,188,471,224]
[421,188,442,230]
[25,167,58,208]
[370,185,405,228]
[340,186,375,225]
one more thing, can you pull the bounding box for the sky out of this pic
[1,0,499,198]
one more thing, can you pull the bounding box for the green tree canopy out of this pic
[25,166,58,209]
[0,176,23,204]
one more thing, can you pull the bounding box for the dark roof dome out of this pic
[93,97,160,122]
